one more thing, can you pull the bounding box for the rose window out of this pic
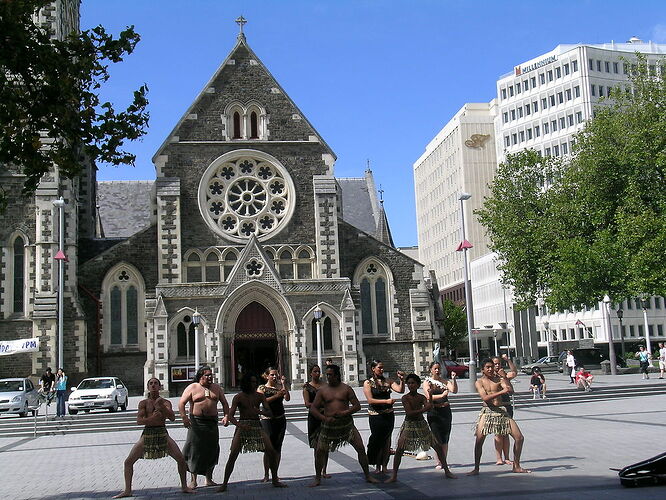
[199,153,294,242]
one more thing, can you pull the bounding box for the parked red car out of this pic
[443,360,469,378]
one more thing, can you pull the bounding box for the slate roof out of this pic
[96,181,154,238]
[337,177,378,236]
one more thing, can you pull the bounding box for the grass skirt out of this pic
[142,426,168,459]
[318,415,354,452]
[399,419,433,453]
[239,420,265,453]
[475,406,511,436]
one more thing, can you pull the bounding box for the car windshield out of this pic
[536,357,549,363]
[78,379,113,390]
[0,381,23,392]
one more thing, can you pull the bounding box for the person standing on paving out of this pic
[657,343,665,379]
[178,366,230,489]
[113,377,194,498]
[636,346,651,380]
[566,351,576,384]
[492,354,518,465]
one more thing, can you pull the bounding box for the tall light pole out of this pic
[603,295,618,375]
[457,192,476,383]
[543,320,551,356]
[192,308,201,370]
[616,308,626,356]
[314,304,323,369]
[53,197,66,370]
[640,297,652,354]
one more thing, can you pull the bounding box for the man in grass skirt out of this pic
[309,365,379,486]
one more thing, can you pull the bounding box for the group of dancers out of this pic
[114,355,529,497]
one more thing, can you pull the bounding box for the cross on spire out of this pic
[235,15,247,36]
[378,184,384,204]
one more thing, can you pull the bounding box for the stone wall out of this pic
[0,320,33,378]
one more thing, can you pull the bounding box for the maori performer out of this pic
[386,374,447,483]
[363,360,405,474]
[113,378,194,498]
[423,361,458,478]
[178,366,229,488]
[258,367,290,482]
[218,372,286,492]
[492,354,518,465]
[309,364,379,487]
[303,364,330,478]
[468,359,530,475]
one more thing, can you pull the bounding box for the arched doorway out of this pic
[232,301,279,385]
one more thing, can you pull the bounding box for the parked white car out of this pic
[67,377,129,414]
[0,378,39,417]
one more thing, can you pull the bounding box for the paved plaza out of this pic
[2,374,665,499]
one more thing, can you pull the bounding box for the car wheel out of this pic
[18,403,28,418]
[120,397,127,411]
[68,408,78,415]
[109,398,118,412]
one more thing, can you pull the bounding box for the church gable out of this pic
[154,33,334,157]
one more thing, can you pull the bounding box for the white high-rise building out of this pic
[413,103,498,305]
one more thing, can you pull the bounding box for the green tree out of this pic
[477,54,666,311]
[0,0,149,210]
[440,299,468,354]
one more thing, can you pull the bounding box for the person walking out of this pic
[258,367,290,483]
[363,360,405,475]
[566,351,576,384]
[636,346,651,380]
[303,365,329,479]
[54,368,67,418]
[422,361,457,478]
[657,343,665,379]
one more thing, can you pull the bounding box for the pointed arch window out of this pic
[222,250,238,281]
[296,249,313,279]
[311,316,333,352]
[177,318,196,358]
[278,250,294,279]
[12,236,25,313]
[356,261,392,337]
[250,111,259,139]
[186,252,202,283]
[103,266,145,349]
[205,252,221,282]
[233,112,242,139]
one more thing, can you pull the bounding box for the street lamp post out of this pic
[457,192,476,383]
[53,197,66,370]
[640,298,652,354]
[603,295,618,375]
[493,329,499,356]
[192,308,201,370]
[616,308,625,356]
[543,320,551,356]
[314,304,323,369]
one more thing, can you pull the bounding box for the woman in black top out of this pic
[363,360,405,474]
[303,364,330,478]
[258,367,290,482]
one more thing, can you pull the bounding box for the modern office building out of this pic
[413,103,498,306]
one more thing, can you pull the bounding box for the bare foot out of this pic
[366,475,380,484]
[272,480,288,488]
[216,484,227,493]
[261,476,270,483]
[435,464,443,470]
[322,473,332,479]
[309,477,321,487]
[495,460,504,465]
[188,481,197,490]
[113,491,132,498]
[181,486,196,494]
[385,476,397,483]
[445,470,458,479]
[204,479,219,486]
[504,460,514,466]
[512,466,531,473]
[467,469,480,476]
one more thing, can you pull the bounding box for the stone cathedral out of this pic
[0,7,439,393]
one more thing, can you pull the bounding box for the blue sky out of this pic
[81,0,666,247]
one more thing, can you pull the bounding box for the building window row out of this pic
[502,86,581,124]
[504,112,582,148]
[500,59,578,100]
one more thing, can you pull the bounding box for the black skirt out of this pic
[427,405,452,444]
[261,416,287,452]
[366,412,395,465]
[307,413,321,449]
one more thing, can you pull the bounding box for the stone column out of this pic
[312,176,340,279]
[156,178,182,284]
[340,289,359,384]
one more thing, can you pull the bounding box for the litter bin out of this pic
[600,360,611,375]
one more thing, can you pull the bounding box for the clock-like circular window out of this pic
[198,150,295,242]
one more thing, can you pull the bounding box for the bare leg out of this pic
[204,469,218,486]
[350,427,379,483]
[188,473,197,490]
[467,416,486,475]
[380,437,391,474]
[508,419,530,473]
[310,444,326,487]
[386,435,406,483]
[262,452,270,482]
[261,432,287,487]
[501,435,512,464]
[166,436,195,494]
[493,434,504,464]
[219,430,243,492]
[113,439,144,498]
[435,440,456,478]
